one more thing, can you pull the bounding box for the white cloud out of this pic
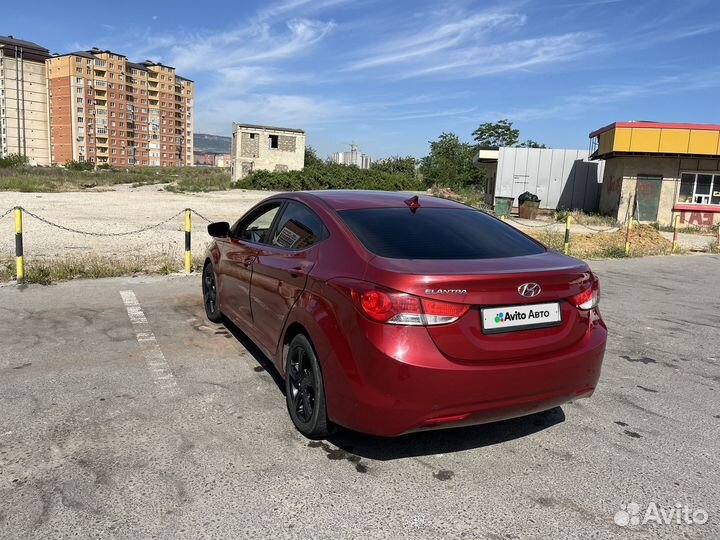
[195,94,350,134]
[344,6,596,79]
[254,0,351,22]
[346,12,527,71]
[163,18,335,72]
[396,32,595,79]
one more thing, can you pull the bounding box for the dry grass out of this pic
[553,209,619,227]
[0,166,231,193]
[0,254,207,285]
[526,224,675,259]
[428,185,493,211]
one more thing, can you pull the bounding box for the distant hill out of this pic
[194,133,232,154]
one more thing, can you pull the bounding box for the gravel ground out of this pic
[0,185,278,261]
[0,187,715,262]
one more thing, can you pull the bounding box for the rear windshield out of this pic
[338,207,545,259]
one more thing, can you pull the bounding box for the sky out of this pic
[4,0,720,159]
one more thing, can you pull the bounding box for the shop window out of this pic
[679,172,720,205]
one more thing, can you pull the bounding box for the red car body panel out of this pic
[206,191,607,437]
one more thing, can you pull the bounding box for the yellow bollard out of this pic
[625,217,634,256]
[563,215,572,255]
[184,209,192,273]
[15,207,24,281]
[672,215,680,253]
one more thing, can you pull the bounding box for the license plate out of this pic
[481,302,562,334]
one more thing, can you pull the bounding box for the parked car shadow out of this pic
[221,315,285,395]
[328,407,566,460]
[220,315,566,459]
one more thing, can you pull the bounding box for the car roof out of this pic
[287,190,469,211]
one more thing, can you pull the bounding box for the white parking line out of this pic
[120,290,177,392]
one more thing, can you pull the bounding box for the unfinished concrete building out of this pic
[231,123,305,181]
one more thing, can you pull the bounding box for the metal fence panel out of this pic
[495,148,605,211]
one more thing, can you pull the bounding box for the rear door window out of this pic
[270,202,327,250]
[338,208,544,259]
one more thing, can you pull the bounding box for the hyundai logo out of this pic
[518,282,541,298]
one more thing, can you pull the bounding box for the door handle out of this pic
[289,266,305,278]
[242,255,256,268]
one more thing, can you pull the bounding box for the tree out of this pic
[419,132,482,188]
[472,119,519,149]
[371,155,417,177]
[518,139,547,148]
[304,145,323,167]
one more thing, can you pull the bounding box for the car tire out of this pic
[202,262,222,323]
[285,334,329,439]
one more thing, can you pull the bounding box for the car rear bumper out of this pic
[328,318,606,437]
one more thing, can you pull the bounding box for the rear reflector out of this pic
[422,413,471,426]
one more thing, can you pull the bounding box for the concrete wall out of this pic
[232,124,305,181]
[598,156,720,225]
[0,52,49,165]
[494,147,604,211]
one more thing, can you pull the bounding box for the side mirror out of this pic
[207,221,230,238]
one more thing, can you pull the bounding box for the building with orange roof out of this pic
[590,121,720,228]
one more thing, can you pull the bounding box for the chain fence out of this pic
[0,207,14,222]
[19,207,188,237]
[0,207,218,236]
[505,216,619,233]
[506,217,558,229]
[189,209,215,223]
[1,204,714,282]
[1,206,223,281]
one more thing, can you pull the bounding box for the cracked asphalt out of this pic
[0,255,718,539]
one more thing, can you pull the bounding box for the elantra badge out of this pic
[518,282,541,298]
[425,289,467,295]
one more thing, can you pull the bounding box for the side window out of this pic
[236,204,281,244]
[271,202,326,250]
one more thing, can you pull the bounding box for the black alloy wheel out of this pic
[285,334,329,439]
[202,262,222,323]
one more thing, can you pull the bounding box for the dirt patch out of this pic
[527,224,674,258]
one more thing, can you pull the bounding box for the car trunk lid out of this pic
[365,252,593,362]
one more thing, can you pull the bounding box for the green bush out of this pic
[236,163,423,192]
[0,154,28,168]
[65,160,94,171]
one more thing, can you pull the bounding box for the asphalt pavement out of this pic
[0,255,718,539]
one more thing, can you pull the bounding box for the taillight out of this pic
[568,274,600,310]
[346,283,469,326]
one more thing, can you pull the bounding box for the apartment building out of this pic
[231,123,305,180]
[0,35,51,165]
[46,48,194,167]
[330,143,372,169]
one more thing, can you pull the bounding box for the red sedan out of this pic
[202,191,606,438]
